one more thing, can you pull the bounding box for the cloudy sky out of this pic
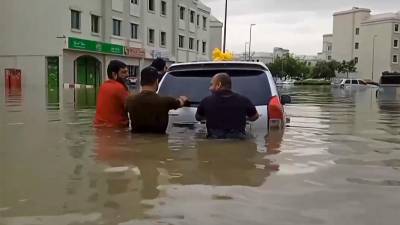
[202,0,399,55]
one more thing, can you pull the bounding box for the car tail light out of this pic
[268,96,284,129]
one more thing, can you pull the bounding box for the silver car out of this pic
[158,61,291,137]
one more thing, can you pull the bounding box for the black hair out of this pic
[140,66,159,86]
[107,60,127,79]
[150,58,166,72]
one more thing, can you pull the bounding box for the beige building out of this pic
[324,7,400,81]
[0,0,222,92]
[318,34,333,61]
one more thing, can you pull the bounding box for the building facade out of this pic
[0,0,222,93]
[318,34,333,61]
[322,7,400,81]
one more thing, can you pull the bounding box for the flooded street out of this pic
[1,85,400,225]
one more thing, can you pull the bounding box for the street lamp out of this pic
[222,0,228,52]
[244,42,249,61]
[371,35,378,81]
[248,24,256,61]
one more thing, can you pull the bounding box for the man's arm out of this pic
[246,99,259,122]
[195,100,206,122]
[167,96,189,110]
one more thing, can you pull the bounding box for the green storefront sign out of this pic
[68,37,124,55]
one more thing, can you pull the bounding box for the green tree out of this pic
[311,60,340,80]
[267,55,312,80]
[337,60,357,78]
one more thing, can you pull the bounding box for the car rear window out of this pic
[158,70,272,106]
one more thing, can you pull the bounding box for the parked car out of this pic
[157,61,291,136]
[332,78,378,88]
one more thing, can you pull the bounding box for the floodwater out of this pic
[1,85,400,225]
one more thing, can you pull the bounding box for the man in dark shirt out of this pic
[151,58,167,82]
[126,66,188,134]
[196,73,259,139]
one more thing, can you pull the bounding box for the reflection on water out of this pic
[1,85,400,225]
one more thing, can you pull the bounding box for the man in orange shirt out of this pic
[94,60,130,128]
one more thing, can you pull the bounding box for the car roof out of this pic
[168,61,269,72]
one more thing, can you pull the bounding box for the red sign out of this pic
[125,47,145,58]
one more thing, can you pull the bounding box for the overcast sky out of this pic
[202,0,399,55]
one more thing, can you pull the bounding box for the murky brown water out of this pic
[1,85,400,225]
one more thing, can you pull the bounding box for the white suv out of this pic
[158,61,291,136]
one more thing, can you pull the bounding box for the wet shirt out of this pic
[196,90,258,138]
[126,91,181,134]
[94,80,129,127]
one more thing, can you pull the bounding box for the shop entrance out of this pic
[75,56,101,87]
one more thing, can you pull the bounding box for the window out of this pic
[71,10,81,30]
[395,24,399,33]
[359,80,367,85]
[148,28,155,44]
[179,7,185,20]
[327,56,332,60]
[202,41,206,54]
[393,54,399,64]
[354,57,358,64]
[351,80,358,85]
[345,80,351,84]
[190,11,195,23]
[91,15,100,33]
[327,45,332,51]
[131,23,138,39]
[203,16,207,30]
[394,39,399,48]
[160,31,166,47]
[148,0,154,11]
[158,70,273,106]
[179,35,184,48]
[197,15,200,26]
[112,19,121,36]
[161,1,167,15]
[131,0,138,5]
[189,37,194,50]
[355,42,359,49]
[196,40,199,52]
[355,28,359,35]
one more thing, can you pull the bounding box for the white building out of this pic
[295,55,319,66]
[0,0,222,91]
[324,7,400,81]
[273,47,290,59]
[234,52,274,65]
[318,34,333,61]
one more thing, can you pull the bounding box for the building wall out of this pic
[0,0,221,90]
[391,23,400,72]
[0,0,67,56]
[209,18,223,58]
[322,34,333,61]
[358,22,393,81]
[332,9,370,62]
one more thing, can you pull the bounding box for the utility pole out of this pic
[222,0,228,52]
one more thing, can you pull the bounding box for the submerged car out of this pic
[332,78,378,88]
[158,61,291,136]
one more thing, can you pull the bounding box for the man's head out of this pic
[151,58,167,75]
[140,66,159,91]
[107,60,128,80]
[210,73,232,93]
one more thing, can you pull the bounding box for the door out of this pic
[47,57,60,104]
[75,56,101,86]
